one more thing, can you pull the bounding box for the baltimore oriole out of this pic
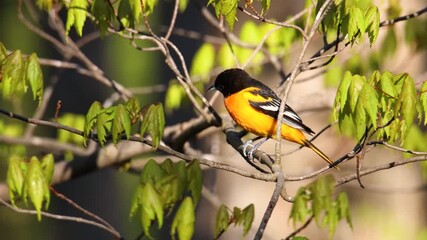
[209,68,335,168]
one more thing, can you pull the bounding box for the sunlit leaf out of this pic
[140,103,165,149]
[26,53,43,106]
[41,154,54,185]
[111,104,131,143]
[171,197,195,240]
[23,157,50,221]
[84,101,103,143]
[364,6,380,46]
[7,156,25,205]
[65,0,88,36]
[140,183,164,236]
[190,43,215,82]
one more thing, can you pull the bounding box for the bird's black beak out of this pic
[206,85,217,94]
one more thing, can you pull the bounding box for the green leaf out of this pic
[26,53,44,106]
[364,6,380,46]
[348,7,365,43]
[143,0,158,15]
[96,107,114,146]
[289,188,311,226]
[310,175,334,226]
[395,74,416,136]
[348,74,365,112]
[1,50,24,98]
[215,205,230,238]
[36,0,54,10]
[140,183,164,236]
[171,197,195,240]
[291,237,309,240]
[118,0,135,28]
[84,101,103,142]
[130,184,144,219]
[186,161,202,206]
[7,156,26,205]
[140,159,166,184]
[111,104,131,143]
[23,156,50,221]
[334,71,352,116]
[140,103,165,149]
[41,154,54,185]
[210,0,238,30]
[165,80,185,112]
[355,83,378,138]
[190,43,215,82]
[65,0,88,36]
[337,192,352,228]
[179,0,189,12]
[379,71,397,98]
[125,97,141,119]
[129,0,142,20]
[217,44,236,69]
[420,81,427,125]
[238,21,263,65]
[242,204,255,236]
[91,0,114,36]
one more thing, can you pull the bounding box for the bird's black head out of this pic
[211,68,253,97]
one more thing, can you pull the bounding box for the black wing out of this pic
[248,88,315,135]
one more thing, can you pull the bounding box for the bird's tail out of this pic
[302,139,339,170]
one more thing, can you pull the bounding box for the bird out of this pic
[208,68,336,169]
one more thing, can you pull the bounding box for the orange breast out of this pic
[224,89,307,145]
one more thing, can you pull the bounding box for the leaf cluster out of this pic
[334,71,424,145]
[289,175,352,238]
[7,154,54,220]
[129,159,202,240]
[214,203,255,238]
[0,42,44,106]
[317,0,380,46]
[83,98,165,148]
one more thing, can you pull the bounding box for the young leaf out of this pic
[36,0,54,10]
[165,80,185,112]
[41,154,54,185]
[179,0,189,12]
[348,7,365,42]
[140,183,164,236]
[209,0,238,30]
[215,205,230,238]
[379,71,397,98]
[129,0,142,21]
[348,74,365,112]
[289,188,311,226]
[23,156,50,221]
[334,71,353,115]
[111,104,131,143]
[65,0,88,36]
[171,197,195,240]
[396,74,417,135]
[84,101,103,141]
[217,44,236,69]
[364,6,380,46]
[140,159,166,184]
[0,42,7,62]
[96,108,114,146]
[142,0,158,15]
[190,43,215,82]
[1,50,24,98]
[26,53,44,105]
[7,156,25,205]
[337,192,352,228]
[140,103,165,149]
[357,83,379,130]
[186,161,202,206]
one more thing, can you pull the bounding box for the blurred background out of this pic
[0,0,426,239]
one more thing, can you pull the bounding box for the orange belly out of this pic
[224,91,307,145]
